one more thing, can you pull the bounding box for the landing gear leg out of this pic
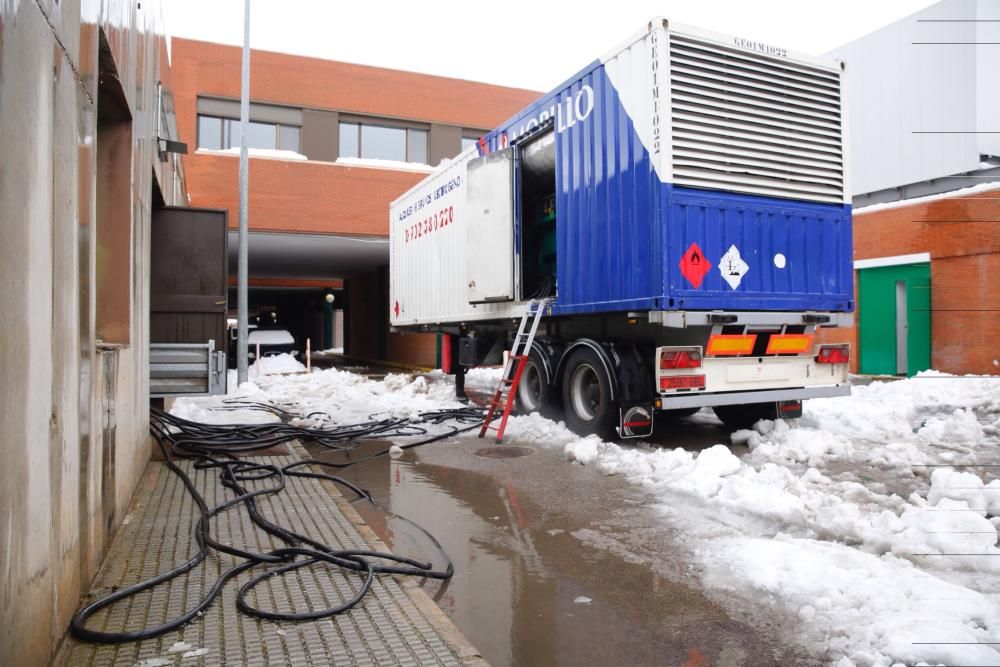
[451,335,467,400]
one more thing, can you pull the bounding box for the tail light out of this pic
[706,334,757,356]
[660,348,702,369]
[817,345,850,364]
[765,334,813,355]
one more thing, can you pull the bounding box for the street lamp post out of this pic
[236,0,251,385]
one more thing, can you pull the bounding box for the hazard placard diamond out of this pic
[719,244,749,290]
[679,242,712,289]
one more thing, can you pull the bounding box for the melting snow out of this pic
[172,367,1000,665]
[252,353,305,376]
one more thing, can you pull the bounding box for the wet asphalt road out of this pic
[306,409,817,667]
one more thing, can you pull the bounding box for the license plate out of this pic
[726,363,791,383]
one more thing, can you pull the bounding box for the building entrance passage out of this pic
[858,262,931,376]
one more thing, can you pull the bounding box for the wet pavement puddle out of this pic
[306,425,814,666]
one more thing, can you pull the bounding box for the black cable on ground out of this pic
[70,402,485,644]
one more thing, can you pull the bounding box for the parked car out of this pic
[227,322,299,367]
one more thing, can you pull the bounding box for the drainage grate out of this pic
[475,446,535,459]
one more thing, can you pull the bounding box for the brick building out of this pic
[819,0,1000,376]
[815,187,1000,375]
[171,39,540,367]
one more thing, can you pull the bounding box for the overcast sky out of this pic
[165,0,939,91]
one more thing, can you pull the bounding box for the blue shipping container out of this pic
[390,20,852,328]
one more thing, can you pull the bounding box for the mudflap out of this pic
[777,400,803,419]
[618,404,654,439]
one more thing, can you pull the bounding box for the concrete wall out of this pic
[0,2,186,664]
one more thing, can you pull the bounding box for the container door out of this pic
[466,148,515,303]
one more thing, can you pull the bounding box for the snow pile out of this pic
[253,353,305,375]
[173,366,465,427]
[557,375,1000,665]
[701,536,1000,667]
[171,366,1000,665]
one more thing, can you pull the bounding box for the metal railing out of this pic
[150,340,226,397]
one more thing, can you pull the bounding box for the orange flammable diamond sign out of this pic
[679,242,712,289]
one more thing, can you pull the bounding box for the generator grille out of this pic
[668,34,845,204]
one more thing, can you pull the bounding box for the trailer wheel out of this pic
[712,403,778,430]
[514,353,559,417]
[561,348,617,438]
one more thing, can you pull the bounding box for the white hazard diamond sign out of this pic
[718,245,749,290]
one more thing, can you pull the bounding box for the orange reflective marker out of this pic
[765,334,813,355]
[705,334,756,356]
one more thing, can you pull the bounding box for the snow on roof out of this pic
[334,156,437,173]
[247,329,294,345]
[198,147,309,161]
[854,181,1000,215]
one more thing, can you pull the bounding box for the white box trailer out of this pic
[390,18,853,438]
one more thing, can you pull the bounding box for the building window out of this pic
[278,125,300,152]
[461,135,479,153]
[338,121,428,164]
[407,129,428,164]
[245,120,275,149]
[339,122,359,158]
[198,116,223,150]
[197,114,301,153]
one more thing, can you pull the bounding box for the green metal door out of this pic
[858,262,931,376]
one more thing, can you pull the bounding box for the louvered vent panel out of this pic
[669,34,845,204]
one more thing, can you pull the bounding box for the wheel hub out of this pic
[570,363,602,421]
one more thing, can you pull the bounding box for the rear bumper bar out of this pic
[646,310,854,328]
[657,384,850,410]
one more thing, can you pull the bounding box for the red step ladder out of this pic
[479,299,550,443]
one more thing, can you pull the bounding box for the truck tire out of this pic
[712,403,778,430]
[514,352,559,417]
[561,347,617,439]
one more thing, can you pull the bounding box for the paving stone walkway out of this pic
[56,445,484,666]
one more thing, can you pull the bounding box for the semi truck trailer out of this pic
[389,18,853,438]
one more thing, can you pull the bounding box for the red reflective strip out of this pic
[623,420,652,428]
